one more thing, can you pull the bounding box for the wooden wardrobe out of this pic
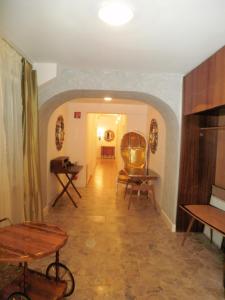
[177,45,225,232]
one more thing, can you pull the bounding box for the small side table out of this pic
[51,165,83,207]
[101,146,115,159]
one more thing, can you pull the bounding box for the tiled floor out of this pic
[33,159,224,299]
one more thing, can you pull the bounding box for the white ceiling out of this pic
[0,0,225,74]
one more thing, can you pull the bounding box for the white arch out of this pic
[39,88,181,229]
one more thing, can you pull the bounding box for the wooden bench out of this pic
[180,204,225,246]
[180,185,225,292]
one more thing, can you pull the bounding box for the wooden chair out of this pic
[116,131,147,197]
[128,180,157,210]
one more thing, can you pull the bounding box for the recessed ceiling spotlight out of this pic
[98,2,134,26]
[104,97,112,101]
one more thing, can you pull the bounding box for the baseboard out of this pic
[161,209,176,232]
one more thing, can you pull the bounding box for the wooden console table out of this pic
[101,146,115,159]
[125,168,159,210]
[51,165,83,207]
[0,222,75,299]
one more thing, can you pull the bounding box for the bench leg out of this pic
[128,185,133,209]
[224,255,225,294]
[223,237,225,293]
[210,228,213,243]
[182,217,195,246]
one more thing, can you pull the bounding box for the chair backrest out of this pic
[120,132,147,171]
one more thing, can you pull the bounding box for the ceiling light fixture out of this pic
[98,2,134,26]
[97,127,104,140]
[104,97,112,101]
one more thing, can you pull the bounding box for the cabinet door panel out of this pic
[184,46,225,114]
[183,73,193,115]
[215,47,225,85]
[184,62,208,115]
[191,90,208,113]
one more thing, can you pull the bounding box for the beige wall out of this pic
[115,115,127,171]
[96,114,118,158]
[127,113,148,134]
[47,103,68,205]
[86,114,98,183]
[39,70,182,227]
[147,105,166,213]
[64,102,149,186]
[64,104,86,187]
[46,101,168,221]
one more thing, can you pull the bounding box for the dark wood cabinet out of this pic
[177,44,225,231]
[177,114,215,231]
[183,46,225,115]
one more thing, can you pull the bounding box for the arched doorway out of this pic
[39,90,179,230]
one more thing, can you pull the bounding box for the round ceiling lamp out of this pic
[104,97,112,101]
[98,2,134,26]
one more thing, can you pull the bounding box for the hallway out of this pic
[39,160,223,299]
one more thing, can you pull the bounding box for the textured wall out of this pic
[39,67,182,119]
[38,66,183,227]
[47,103,68,206]
[147,105,166,211]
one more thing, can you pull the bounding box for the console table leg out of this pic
[66,192,78,207]
[66,174,82,198]
[52,174,78,207]
[52,174,70,207]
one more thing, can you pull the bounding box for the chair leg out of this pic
[128,194,132,209]
[149,185,157,211]
[145,183,157,211]
[124,181,129,199]
[128,185,133,209]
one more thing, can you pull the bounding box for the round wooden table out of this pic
[0,222,74,300]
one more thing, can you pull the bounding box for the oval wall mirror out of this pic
[55,115,65,150]
[104,129,115,142]
[149,119,158,153]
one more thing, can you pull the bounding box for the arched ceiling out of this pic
[0,0,225,74]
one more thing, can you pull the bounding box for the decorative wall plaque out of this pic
[55,115,65,150]
[149,119,158,153]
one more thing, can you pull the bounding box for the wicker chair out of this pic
[116,131,147,197]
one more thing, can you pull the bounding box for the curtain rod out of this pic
[2,37,33,65]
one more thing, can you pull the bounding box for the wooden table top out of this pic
[52,165,83,175]
[180,204,225,236]
[124,168,159,180]
[0,222,68,263]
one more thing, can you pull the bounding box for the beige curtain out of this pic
[0,39,24,223]
[22,59,43,221]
